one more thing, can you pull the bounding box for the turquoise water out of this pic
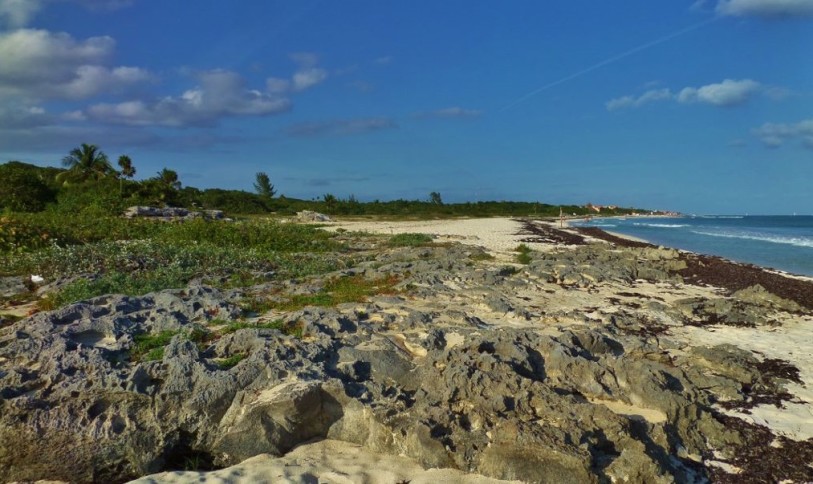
[575,215,813,277]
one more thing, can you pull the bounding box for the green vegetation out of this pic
[0,162,59,212]
[515,244,533,264]
[57,143,115,185]
[387,233,434,247]
[1,215,344,309]
[254,172,276,201]
[0,143,654,314]
[469,251,496,262]
[131,330,179,361]
[272,274,400,311]
[216,353,247,370]
[2,154,646,218]
[217,318,301,337]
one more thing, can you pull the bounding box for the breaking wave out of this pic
[632,223,688,228]
[692,230,813,248]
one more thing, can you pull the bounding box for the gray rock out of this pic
[295,210,331,222]
[123,206,226,222]
[0,241,807,483]
[0,276,28,298]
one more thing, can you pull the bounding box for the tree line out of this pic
[1,143,642,218]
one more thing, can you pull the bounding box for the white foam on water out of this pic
[692,230,813,248]
[632,223,688,228]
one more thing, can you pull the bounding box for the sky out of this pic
[0,0,811,214]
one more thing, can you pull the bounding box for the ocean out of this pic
[574,215,813,277]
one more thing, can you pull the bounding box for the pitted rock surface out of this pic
[1,242,811,483]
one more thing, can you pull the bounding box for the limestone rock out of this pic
[296,210,331,222]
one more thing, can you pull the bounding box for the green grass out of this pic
[271,274,400,311]
[469,251,495,261]
[39,269,189,310]
[131,330,179,361]
[214,318,303,338]
[515,244,533,264]
[515,243,531,254]
[144,347,165,361]
[238,296,278,316]
[216,353,247,370]
[387,233,434,247]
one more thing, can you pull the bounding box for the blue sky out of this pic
[1,0,811,214]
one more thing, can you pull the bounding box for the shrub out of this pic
[514,243,532,264]
[0,216,54,253]
[0,162,58,212]
[469,251,495,261]
[387,233,434,247]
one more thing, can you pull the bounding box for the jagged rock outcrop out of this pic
[1,243,810,483]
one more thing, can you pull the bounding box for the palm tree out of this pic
[117,155,136,196]
[156,168,181,191]
[57,143,114,184]
[322,193,337,212]
[145,168,182,206]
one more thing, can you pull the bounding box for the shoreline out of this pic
[327,216,813,309]
[564,216,813,282]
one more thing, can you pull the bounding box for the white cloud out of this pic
[0,104,53,128]
[265,57,328,94]
[607,79,768,110]
[0,29,150,101]
[0,0,41,27]
[286,117,397,137]
[266,77,291,94]
[677,79,761,106]
[0,0,134,27]
[752,119,813,148]
[292,67,328,92]
[86,69,291,126]
[716,0,813,16]
[606,89,673,111]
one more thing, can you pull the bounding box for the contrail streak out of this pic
[500,17,719,111]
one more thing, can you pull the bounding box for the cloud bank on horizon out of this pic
[0,0,811,213]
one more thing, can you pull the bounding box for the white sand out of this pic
[131,439,520,484]
[325,217,556,257]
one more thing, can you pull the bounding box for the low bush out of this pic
[515,243,533,264]
[387,233,434,247]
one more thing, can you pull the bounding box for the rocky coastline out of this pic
[1,218,812,483]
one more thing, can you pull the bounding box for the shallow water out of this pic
[575,215,813,277]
